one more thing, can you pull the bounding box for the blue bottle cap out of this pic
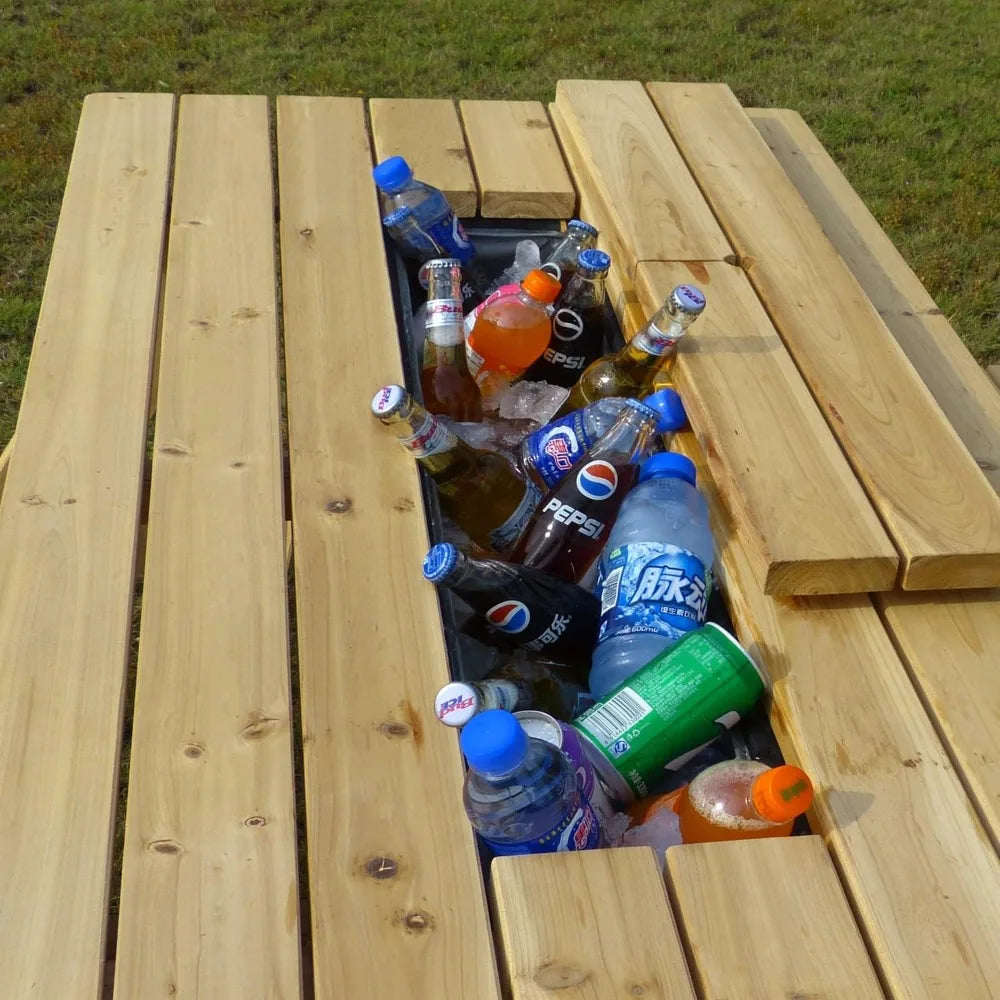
[577,248,611,275]
[672,284,707,315]
[460,710,529,774]
[423,543,459,583]
[638,451,697,486]
[643,388,688,433]
[372,155,414,193]
[622,397,660,423]
[567,219,599,238]
[382,205,414,227]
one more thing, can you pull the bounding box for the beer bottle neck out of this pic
[425,262,465,347]
[377,393,464,473]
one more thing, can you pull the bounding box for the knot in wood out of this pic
[243,815,267,828]
[147,839,183,856]
[403,911,431,932]
[534,962,588,989]
[364,856,398,879]
[325,497,352,514]
[379,721,410,740]
[182,743,205,759]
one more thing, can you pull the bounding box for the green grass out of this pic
[2,0,999,446]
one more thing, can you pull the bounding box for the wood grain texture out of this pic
[648,82,1000,591]
[0,92,173,998]
[459,100,575,217]
[0,433,13,499]
[113,95,301,1000]
[552,80,731,278]
[369,97,477,216]
[635,260,898,596]
[666,837,885,1000]
[491,848,698,1000]
[670,426,1000,1000]
[876,588,1000,851]
[749,107,1000,493]
[988,365,1000,391]
[277,96,501,1000]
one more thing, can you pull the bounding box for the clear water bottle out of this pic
[519,387,687,490]
[373,155,476,265]
[589,452,714,699]
[460,709,602,855]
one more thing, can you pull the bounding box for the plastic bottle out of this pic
[507,398,661,583]
[589,452,714,699]
[519,387,687,491]
[539,219,599,287]
[460,709,602,855]
[373,155,476,264]
[523,249,611,387]
[466,269,561,384]
[382,204,443,260]
[422,542,600,672]
[554,284,706,417]
[676,759,814,843]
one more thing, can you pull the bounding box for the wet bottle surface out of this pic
[371,384,539,553]
[539,218,599,289]
[420,258,482,421]
[556,283,706,417]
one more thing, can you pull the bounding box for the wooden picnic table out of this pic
[0,83,998,1000]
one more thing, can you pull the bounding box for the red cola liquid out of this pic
[508,401,659,583]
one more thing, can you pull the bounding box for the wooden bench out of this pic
[1,83,998,1000]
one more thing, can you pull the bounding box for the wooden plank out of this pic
[876,588,1000,851]
[749,107,1000,492]
[277,96,501,1000]
[666,837,885,1000]
[552,80,731,279]
[635,260,898,596]
[369,97,477,216]
[647,82,1000,591]
[459,100,576,218]
[0,433,13,499]
[113,96,301,998]
[988,365,1000,392]
[491,848,698,1000]
[0,92,173,999]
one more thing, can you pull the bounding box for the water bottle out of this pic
[460,709,602,855]
[373,155,476,265]
[519,388,687,491]
[589,452,714,699]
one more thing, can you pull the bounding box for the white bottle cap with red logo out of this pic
[434,681,480,728]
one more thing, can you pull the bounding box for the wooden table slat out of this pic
[0,433,13,500]
[277,95,501,1000]
[0,92,173,998]
[666,837,886,1000]
[648,82,1000,591]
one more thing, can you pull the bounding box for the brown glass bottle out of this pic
[420,258,482,421]
[371,384,540,553]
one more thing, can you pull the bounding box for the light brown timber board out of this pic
[491,848,698,1000]
[552,80,731,278]
[749,107,1000,492]
[666,837,885,1000]
[369,97,478,216]
[635,260,898,595]
[459,100,576,218]
[989,365,1000,391]
[277,96,501,1000]
[647,82,1000,591]
[0,92,173,998]
[113,95,301,999]
[0,433,13,499]
[876,588,1000,851]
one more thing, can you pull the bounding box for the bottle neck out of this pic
[377,393,463,472]
[631,302,694,356]
[440,550,519,592]
[425,263,465,347]
[560,270,607,311]
[592,405,658,463]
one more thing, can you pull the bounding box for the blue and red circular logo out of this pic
[486,600,531,634]
[576,460,619,501]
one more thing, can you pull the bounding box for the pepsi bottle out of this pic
[523,249,610,387]
[422,543,599,674]
[539,219,599,287]
[507,398,662,584]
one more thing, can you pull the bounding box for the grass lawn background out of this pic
[1,0,998,447]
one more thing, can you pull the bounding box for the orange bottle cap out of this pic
[521,269,561,304]
[751,765,814,824]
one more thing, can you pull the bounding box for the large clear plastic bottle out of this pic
[460,709,602,855]
[589,452,714,699]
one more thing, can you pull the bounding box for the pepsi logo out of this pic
[486,600,531,634]
[576,460,618,501]
[552,307,584,342]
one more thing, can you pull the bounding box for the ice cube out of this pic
[620,808,682,862]
[498,380,570,425]
[485,239,542,295]
[602,810,631,847]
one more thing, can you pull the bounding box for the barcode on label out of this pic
[600,567,623,616]
[581,687,652,746]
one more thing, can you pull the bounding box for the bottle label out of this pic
[489,479,543,552]
[425,213,475,264]
[398,411,459,457]
[634,323,679,356]
[478,678,522,713]
[596,542,710,644]
[523,409,598,489]
[425,298,465,346]
[479,801,601,856]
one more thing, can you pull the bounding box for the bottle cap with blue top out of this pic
[639,451,697,486]
[460,709,529,774]
[567,219,599,238]
[373,155,414,193]
[577,248,611,276]
[670,284,707,316]
[643,388,687,433]
[423,543,460,583]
